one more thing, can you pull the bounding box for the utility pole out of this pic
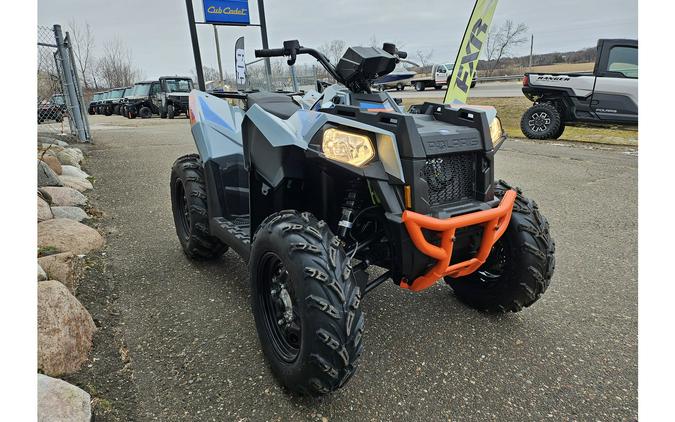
[185,0,205,90]
[529,34,534,70]
[214,26,224,87]
[257,0,273,90]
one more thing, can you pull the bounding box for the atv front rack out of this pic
[400,190,516,292]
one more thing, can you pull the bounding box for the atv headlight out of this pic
[322,128,375,167]
[489,117,506,144]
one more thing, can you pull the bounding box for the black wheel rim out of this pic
[528,111,551,132]
[475,240,508,288]
[258,252,301,363]
[175,179,191,240]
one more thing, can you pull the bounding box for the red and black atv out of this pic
[170,40,555,396]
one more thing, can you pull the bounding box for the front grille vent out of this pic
[420,153,476,206]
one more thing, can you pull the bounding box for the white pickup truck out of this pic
[410,63,477,91]
[520,39,638,139]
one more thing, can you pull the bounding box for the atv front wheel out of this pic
[520,103,562,140]
[250,211,364,396]
[445,180,555,312]
[170,154,228,260]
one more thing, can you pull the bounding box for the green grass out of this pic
[402,96,638,146]
[38,245,60,257]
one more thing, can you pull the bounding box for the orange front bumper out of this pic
[400,190,517,292]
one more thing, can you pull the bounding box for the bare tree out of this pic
[68,20,96,89]
[95,38,140,87]
[318,40,347,64]
[484,20,529,76]
[415,49,434,68]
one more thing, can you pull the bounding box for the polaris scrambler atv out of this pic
[126,80,160,119]
[520,38,638,139]
[154,76,193,119]
[170,40,555,396]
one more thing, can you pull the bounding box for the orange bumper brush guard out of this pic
[400,190,517,292]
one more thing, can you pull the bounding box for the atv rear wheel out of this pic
[445,180,555,312]
[520,103,562,140]
[250,211,364,396]
[170,154,228,260]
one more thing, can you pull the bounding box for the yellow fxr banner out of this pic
[444,0,499,104]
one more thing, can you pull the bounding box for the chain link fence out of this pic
[245,60,334,92]
[38,25,90,142]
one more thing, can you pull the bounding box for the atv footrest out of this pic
[212,217,251,259]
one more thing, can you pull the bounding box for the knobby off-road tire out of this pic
[250,210,364,396]
[445,180,555,313]
[520,102,562,140]
[170,154,228,260]
[552,121,566,139]
[139,106,152,119]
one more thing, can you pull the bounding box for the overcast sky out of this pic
[38,0,638,81]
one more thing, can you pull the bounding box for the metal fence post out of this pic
[53,24,88,142]
[65,32,91,140]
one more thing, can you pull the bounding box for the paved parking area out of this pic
[79,115,637,421]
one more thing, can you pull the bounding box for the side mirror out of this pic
[393,97,403,106]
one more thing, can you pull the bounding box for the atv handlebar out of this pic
[254,48,285,58]
[256,42,345,85]
[255,40,408,93]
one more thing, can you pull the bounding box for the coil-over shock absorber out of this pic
[337,179,361,239]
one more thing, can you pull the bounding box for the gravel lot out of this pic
[77,114,637,421]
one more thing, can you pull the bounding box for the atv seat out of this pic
[245,92,300,119]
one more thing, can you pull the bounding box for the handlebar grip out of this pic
[255,48,285,58]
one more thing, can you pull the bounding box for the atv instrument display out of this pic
[169,40,555,396]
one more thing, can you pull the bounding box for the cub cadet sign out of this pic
[203,0,250,25]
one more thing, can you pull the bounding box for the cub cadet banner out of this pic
[444,0,499,104]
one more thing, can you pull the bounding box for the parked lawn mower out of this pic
[170,40,555,396]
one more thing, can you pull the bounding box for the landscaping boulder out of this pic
[38,196,53,222]
[60,175,93,192]
[39,187,87,207]
[68,147,85,162]
[38,160,63,187]
[38,136,69,147]
[60,165,89,179]
[38,252,78,291]
[38,280,96,376]
[38,263,47,281]
[40,156,63,175]
[56,149,80,167]
[51,206,88,222]
[39,143,65,153]
[38,219,104,255]
[38,374,92,422]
